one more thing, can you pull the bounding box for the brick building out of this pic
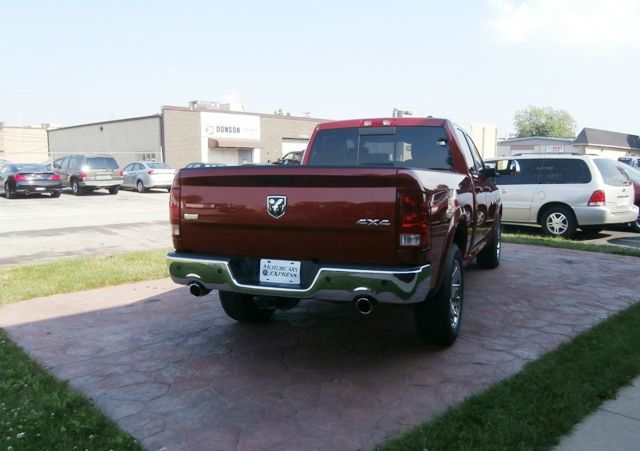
[48,103,326,168]
[0,123,49,163]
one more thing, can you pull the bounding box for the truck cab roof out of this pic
[316,117,446,130]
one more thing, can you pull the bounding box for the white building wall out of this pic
[582,146,630,159]
[48,116,161,167]
[469,123,498,159]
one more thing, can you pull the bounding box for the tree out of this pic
[514,106,577,138]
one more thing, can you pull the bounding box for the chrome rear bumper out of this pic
[167,252,432,304]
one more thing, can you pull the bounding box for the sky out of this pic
[1,0,639,137]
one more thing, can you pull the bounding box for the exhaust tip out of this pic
[188,282,210,297]
[355,297,375,315]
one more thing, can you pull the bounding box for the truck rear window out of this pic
[307,126,453,170]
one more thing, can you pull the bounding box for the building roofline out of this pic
[161,105,328,122]
[47,114,161,132]
[498,136,575,144]
[572,127,640,149]
[572,142,639,151]
[580,126,638,137]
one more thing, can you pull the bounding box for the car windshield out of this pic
[146,162,171,169]
[307,126,453,170]
[86,157,118,169]
[14,164,48,172]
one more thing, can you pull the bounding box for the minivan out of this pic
[485,154,639,238]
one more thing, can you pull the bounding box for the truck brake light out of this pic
[169,188,181,236]
[398,190,429,248]
[79,171,87,180]
[587,190,605,206]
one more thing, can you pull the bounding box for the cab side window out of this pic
[454,128,476,173]
[464,133,484,171]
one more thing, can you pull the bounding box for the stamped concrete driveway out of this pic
[0,243,638,450]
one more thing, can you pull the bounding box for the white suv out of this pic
[485,154,639,238]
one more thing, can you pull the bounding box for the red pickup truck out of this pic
[168,117,502,345]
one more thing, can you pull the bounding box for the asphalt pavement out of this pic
[0,188,172,266]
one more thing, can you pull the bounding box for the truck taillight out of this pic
[79,171,87,180]
[587,190,606,206]
[398,190,429,248]
[169,188,181,236]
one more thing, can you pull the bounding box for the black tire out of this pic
[219,291,275,323]
[50,191,61,198]
[477,218,501,269]
[414,244,463,346]
[540,206,576,239]
[581,226,603,236]
[5,183,16,199]
[136,180,146,193]
[108,186,119,195]
[71,179,83,196]
[631,212,640,233]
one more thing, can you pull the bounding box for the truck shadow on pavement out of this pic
[1,243,639,450]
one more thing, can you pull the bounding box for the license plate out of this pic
[96,175,111,180]
[616,196,629,207]
[35,187,45,191]
[259,259,301,285]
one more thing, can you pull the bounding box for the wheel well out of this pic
[536,202,577,225]
[452,220,468,254]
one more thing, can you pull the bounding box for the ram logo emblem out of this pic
[267,195,287,219]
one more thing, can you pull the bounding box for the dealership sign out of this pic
[201,112,260,140]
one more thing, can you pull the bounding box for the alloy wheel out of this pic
[546,212,568,235]
[449,262,462,329]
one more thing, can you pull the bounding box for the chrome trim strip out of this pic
[167,252,432,304]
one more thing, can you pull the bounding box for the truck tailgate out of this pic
[177,167,412,266]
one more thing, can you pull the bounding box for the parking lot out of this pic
[0,243,638,450]
[0,189,172,266]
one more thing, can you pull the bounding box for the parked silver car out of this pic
[120,161,176,192]
[485,154,639,238]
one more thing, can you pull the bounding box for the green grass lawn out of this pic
[0,251,168,449]
[0,249,169,305]
[377,301,640,451]
[503,232,640,257]
[0,329,142,451]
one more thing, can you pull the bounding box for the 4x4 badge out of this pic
[267,195,287,218]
